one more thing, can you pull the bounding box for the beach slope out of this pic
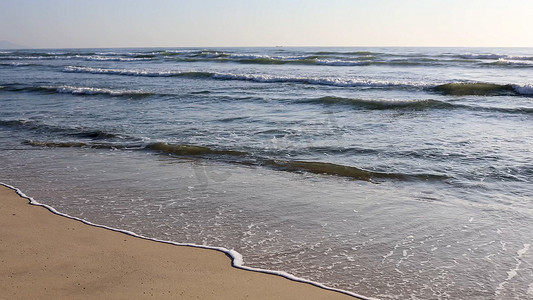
[0,185,359,299]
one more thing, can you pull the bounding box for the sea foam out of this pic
[0,182,373,300]
[63,65,425,89]
[54,85,152,97]
[513,84,533,95]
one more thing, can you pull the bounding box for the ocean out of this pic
[1,47,532,299]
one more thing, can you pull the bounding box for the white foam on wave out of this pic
[1,56,41,60]
[81,55,151,62]
[50,85,151,96]
[460,54,506,60]
[64,66,178,77]
[61,66,533,97]
[0,182,375,300]
[227,53,270,60]
[316,59,369,66]
[460,53,533,61]
[0,62,37,66]
[228,53,313,61]
[200,53,223,58]
[45,52,70,56]
[95,52,132,56]
[508,55,533,61]
[489,58,533,67]
[164,49,198,54]
[495,243,531,295]
[212,72,425,89]
[192,50,230,58]
[512,84,533,95]
[63,65,427,89]
[3,55,73,60]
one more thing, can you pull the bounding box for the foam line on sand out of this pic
[1,182,372,299]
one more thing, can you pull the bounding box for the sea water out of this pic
[1,47,533,299]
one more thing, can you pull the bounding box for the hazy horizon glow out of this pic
[1,0,533,48]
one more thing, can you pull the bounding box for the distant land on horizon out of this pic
[0,40,29,49]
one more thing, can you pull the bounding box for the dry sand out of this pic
[0,185,360,299]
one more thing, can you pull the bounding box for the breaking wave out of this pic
[306,96,533,114]
[0,62,41,67]
[4,49,533,69]
[433,83,533,96]
[456,54,533,60]
[210,73,419,88]
[312,51,377,56]
[63,66,213,78]
[81,55,152,62]
[307,97,456,110]
[55,86,153,97]
[61,66,533,97]
[0,84,153,97]
[62,66,423,89]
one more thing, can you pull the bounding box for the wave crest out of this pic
[148,142,248,157]
[307,96,533,114]
[55,85,153,97]
[24,139,448,183]
[434,83,516,96]
[309,97,454,110]
[267,160,403,181]
[0,83,153,97]
[62,66,422,89]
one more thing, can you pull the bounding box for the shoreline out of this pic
[0,183,365,299]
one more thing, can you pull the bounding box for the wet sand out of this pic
[0,185,360,299]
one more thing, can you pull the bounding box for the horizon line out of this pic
[3,45,533,50]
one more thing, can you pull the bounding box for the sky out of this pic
[1,0,532,48]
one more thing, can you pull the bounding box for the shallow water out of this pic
[1,47,533,299]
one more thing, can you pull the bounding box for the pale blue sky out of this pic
[1,0,532,48]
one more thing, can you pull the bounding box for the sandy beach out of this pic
[0,185,360,299]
